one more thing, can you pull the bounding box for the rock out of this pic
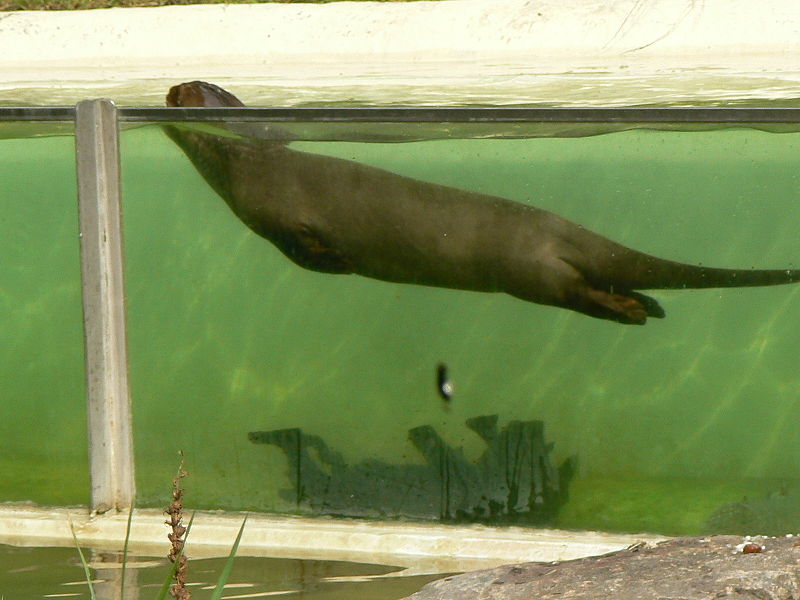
[706,489,800,536]
[403,535,800,600]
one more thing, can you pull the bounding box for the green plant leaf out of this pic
[69,519,97,600]
[120,500,135,599]
[209,515,248,600]
[155,511,195,600]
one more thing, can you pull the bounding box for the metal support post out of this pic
[75,99,135,513]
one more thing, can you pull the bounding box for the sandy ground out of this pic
[1,0,800,106]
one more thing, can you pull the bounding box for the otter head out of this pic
[166,81,245,108]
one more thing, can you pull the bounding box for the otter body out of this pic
[165,81,800,324]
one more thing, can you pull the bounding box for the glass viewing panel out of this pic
[120,111,800,537]
[0,122,88,506]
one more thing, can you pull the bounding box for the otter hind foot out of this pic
[582,288,665,325]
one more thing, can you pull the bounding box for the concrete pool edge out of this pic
[0,505,666,574]
[3,0,800,106]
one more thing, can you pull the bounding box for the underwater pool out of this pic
[3,107,800,537]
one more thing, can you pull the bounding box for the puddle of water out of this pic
[0,543,442,600]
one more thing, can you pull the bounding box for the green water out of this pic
[0,543,436,600]
[0,129,88,506]
[4,123,800,534]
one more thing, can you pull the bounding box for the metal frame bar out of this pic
[119,106,800,123]
[6,105,800,123]
[0,107,75,121]
[74,99,135,513]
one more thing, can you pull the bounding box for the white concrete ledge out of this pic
[2,0,800,106]
[4,0,800,65]
[0,505,664,574]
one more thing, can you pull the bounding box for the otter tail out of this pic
[596,245,800,291]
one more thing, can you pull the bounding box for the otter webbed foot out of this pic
[581,287,664,325]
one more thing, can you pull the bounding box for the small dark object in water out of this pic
[436,363,453,401]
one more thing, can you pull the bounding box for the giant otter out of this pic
[164,81,800,324]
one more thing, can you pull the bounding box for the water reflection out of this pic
[0,544,438,600]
